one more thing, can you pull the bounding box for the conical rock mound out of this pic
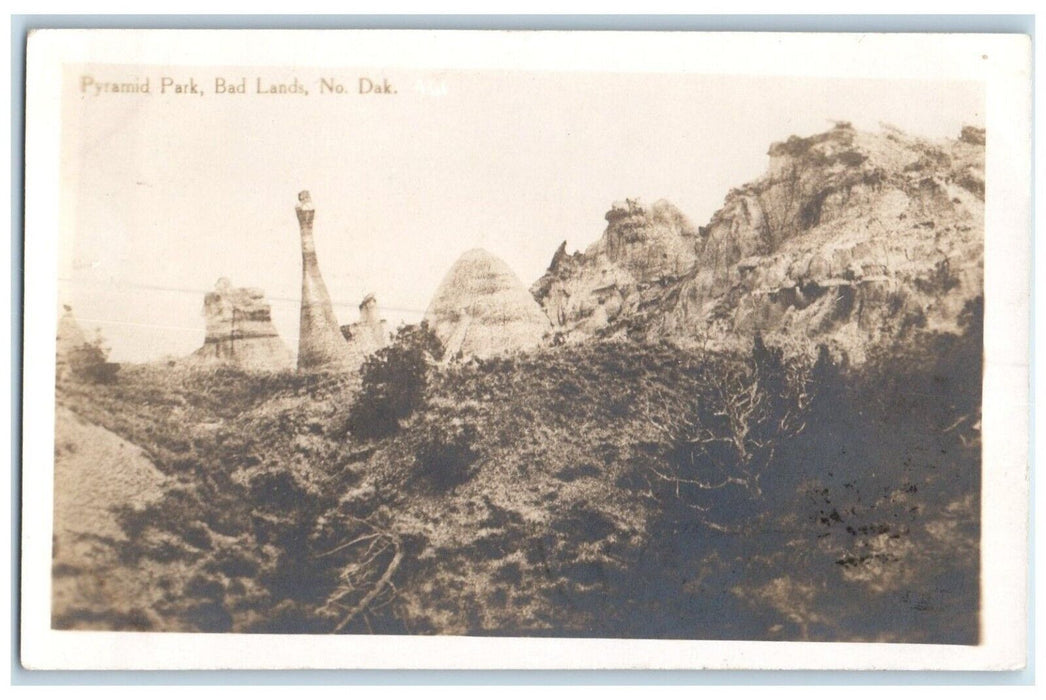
[425,249,551,359]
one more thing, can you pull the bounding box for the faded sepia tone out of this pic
[51,61,985,645]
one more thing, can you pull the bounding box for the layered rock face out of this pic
[340,293,389,357]
[532,123,985,361]
[192,278,293,370]
[531,199,699,336]
[295,191,362,371]
[426,249,551,359]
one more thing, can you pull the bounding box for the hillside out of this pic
[52,407,169,630]
[54,311,981,641]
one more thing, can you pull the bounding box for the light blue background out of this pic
[10,13,1035,686]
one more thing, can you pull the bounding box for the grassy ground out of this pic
[52,330,981,642]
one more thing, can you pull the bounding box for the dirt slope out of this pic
[51,406,169,630]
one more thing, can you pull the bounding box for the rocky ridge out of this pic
[532,123,985,361]
[531,199,700,337]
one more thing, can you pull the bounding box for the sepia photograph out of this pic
[20,29,1030,670]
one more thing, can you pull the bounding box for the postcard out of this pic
[20,29,1031,670]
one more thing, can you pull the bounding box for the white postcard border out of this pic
[20,29,1031,671]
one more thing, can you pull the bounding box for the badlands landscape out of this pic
[53,122,983,642]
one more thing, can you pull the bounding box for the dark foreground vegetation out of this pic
[54,303,982,643]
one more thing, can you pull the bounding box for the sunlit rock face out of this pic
[192,278,294,371]
[425,248,551,360]
[532,123,985,362]
[531,198,700,339]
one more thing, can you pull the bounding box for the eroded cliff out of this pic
[532,123,984,360]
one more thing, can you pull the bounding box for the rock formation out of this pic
[192,278,293,370]
[532,123,985,361]
[531,198,699,337]
[295,191,361,371]
[341,293,389,357]
[55,305,88,380]
[426,248,551,359]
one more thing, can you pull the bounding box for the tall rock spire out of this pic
[295,191,358,371]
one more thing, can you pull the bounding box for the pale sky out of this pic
[58,67,983,362]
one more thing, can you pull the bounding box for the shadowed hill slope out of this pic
[54,319,980,641]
